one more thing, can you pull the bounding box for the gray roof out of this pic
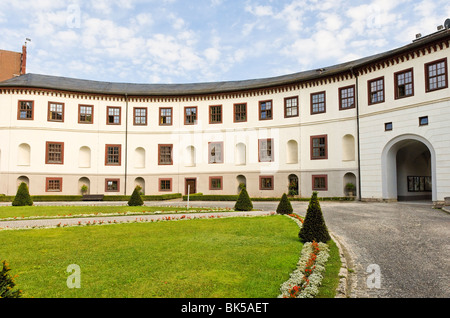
[1,29,448,96]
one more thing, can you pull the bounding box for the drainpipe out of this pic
[124,93,129,196]
[351,67,362,202]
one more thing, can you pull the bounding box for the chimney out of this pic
[21,44,27,75]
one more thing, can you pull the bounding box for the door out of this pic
[185,178,196,195]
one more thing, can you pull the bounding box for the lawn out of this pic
[0,215,303,298]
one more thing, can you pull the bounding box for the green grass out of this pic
[316,239,342,298]
[0,215,302,298]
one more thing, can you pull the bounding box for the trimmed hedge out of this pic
[0,193,182,202]
[12,183,33,206]
[234,188,253,211]
[276,193,293,215]
[128,187,144,206]
[298,192,331,243]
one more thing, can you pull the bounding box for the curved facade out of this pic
[0,29,449,204]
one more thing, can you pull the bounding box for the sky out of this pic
[1,0,449,84]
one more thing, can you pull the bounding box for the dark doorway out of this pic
[185,178,197,195]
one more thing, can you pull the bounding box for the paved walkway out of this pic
[1,200,449,298]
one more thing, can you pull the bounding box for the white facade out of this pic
[0,29,449,204]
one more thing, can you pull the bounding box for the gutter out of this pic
[124,93,129,196]
[351,67,362,202]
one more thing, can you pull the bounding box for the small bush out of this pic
[0,260,22,298]
[276,193,293,215]
[298,192,331,243]
[234,188,253,211]
[12,182,33,206]
[128,187,144,206]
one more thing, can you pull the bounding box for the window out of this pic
[159,178,172,192]
[105,145,121,166]
[311,135,327,160]
[395,69,414,99]
[48,102,64,122]
[158,144,173,165]
[259,100,273,120]
[46,178,62,192]
[79,105,93,124]
[107,107,121,125]
[419,116,428,126]
[134,107,147,125]
[105,179,120,192]
[260,176,274,190]
[160,108,173,125]
[258,139,274,162]
[234,103,247,122]
[312,175,328,191]
[184,107,197,125]
[339,86,355,110]
[311,92,326,114]
[46,142,64,164]
[425,58,448,92]
[209,105,222,124]
[385,122,393,131]
[407,176,432,192]
[368,77,385,105]
[208,142,223,164]
[284,96,299,118]
[209,177,223,190]
[18,100,34,120]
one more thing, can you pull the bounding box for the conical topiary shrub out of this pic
[128,186,144,206]
[276,193,293,215]
[234,187,253,211]
[12,182,33,206]
[298,192,331,243]
[0,260,23,298]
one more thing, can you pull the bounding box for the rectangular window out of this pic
[368,77,385,105]
[259,139,274,162]
[312,175,328,191]
[107,106,121,125]
[339,85,355,110]
[48,102,64,122]
[260,176,274,190]
[284,96,299,118]
[18,100,34,120]
[209,105,222,124]
[419,116,429,126]
[407,176,432,192]
[184,106,197,125]
[385,122,393,131]
[46,142,64,164]
[160,107,173,125]
[79,105,93,124]
[425,58,448,92]
[208,142,223,164]
[311,135,328,160]
[234,103,247,122]
[395,69,414,99]
[311,91,326,114]
[158,144,173,165]
[105,145,121,166]
[159,178,172,192]
[259,100,273,120]
[134,107,147,125]
[209,177,223,190]
[105,179,120,192]
[46,178,62,192]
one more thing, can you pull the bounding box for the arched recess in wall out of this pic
[134,147,146,168]
[135,177,145,195]
[343,172,357,196]
[17,176,29,189]
[185,146,196,167]
[287,140,299,164]
[78,177,90,195]
[236,175,246,194]
[342,134,356,161]
[18,143,31,166]
[235,143,246,166]
[79,146,91,168]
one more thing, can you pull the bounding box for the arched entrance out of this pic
[382,134,436,202]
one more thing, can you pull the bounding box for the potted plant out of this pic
[345,183,355,197]
[81,184,88,195]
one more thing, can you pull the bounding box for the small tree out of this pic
[234,187,253,211]
[0,260,23,298]
[128,186,144,206]
[298,192,331,243]
[12,182,33,207]
[276,193,293,215]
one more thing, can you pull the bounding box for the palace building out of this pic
[0,25,449,205]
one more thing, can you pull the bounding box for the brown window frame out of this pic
[107,106,121,125]
[45,142,64,165]
[233,103,247,123]
[368,76,385,105]
[284,96,299,118]
[312,175,328,191]
[133,107,147,126]
[208,142,224,164]
[259,176,274,190]
[105,144,122,166]
[310,135,328,160]
[159,178,173,192]
[158,144,173,165]
[258,138,274,162]
[46,177,63,192]
[48,102,65,122]
[159,107,173,126]
[209,176,223,190]
[184,106,198,125]
[425,58,448,92]
[339,85,356,110]
[394,68,414,99]
[17,100,34,120]
[209,105,222,124]
[259,100,273,120]
[311,91,326,114]
[105,179,120,192]
[78,104,94,124]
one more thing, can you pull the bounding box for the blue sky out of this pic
[1,0,449,84]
